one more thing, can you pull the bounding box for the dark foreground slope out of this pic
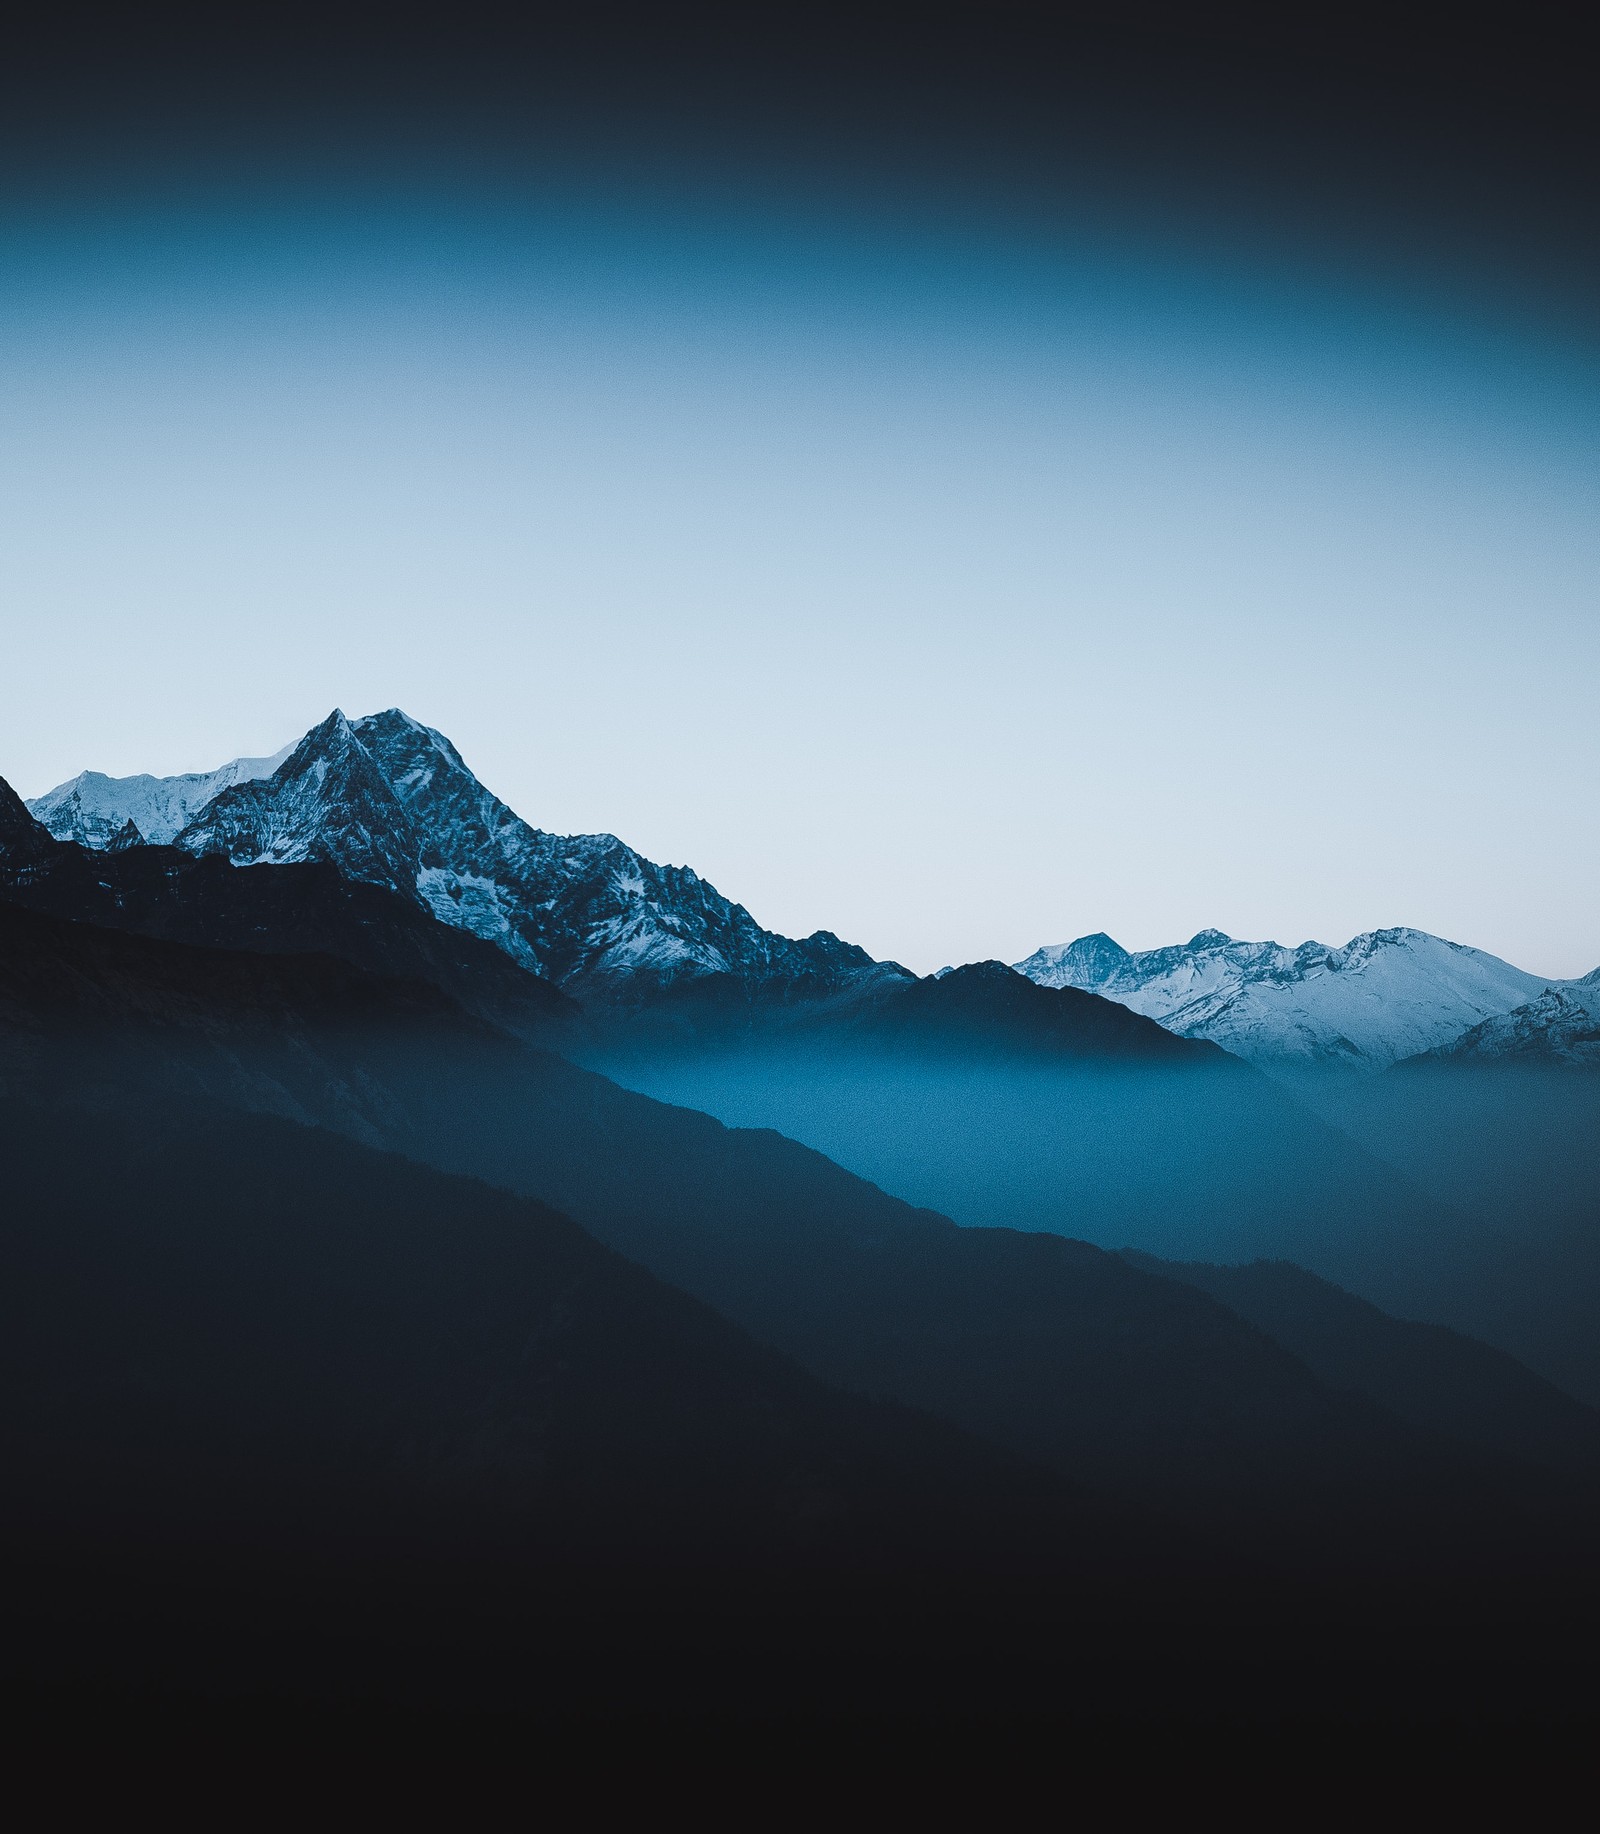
[0,777,575,1043]
[0,1082,1592,1732]
[1127,1253,1600,1478]
[5,902,1600,1719]
[0,1095,1176,1711]
[1296,1063,1600,1405]
[4,1098,1088,1566]
[2,897,1591,1584]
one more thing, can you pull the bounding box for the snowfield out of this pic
[1015,928,1595,1069]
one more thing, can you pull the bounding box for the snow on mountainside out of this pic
[1013,927,1572,1069]
[34,708,896,1001]
[1413,978,1600,1069]
[28,745,294,848]
[36,712,1590,1048]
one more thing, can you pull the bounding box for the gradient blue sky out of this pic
[2,171,1597,976]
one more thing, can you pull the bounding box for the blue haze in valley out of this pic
[1,155,1598,979]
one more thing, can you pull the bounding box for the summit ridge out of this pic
[28,743,294,848]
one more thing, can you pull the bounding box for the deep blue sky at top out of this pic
[2,7,1597,974]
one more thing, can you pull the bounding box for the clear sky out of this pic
[2,157,1597,977]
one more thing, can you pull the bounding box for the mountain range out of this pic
[4,775,1491,1367]
[0,777,576,1044]
[6,747,1600,1721]
[31,742,295,849]
[1014,927,1598,1070]
[32,710,893,1004]
[30,708,1596,1066]
[19,744,1599,1398]
[1,875,1589,1560]
[21,707,1600,1404]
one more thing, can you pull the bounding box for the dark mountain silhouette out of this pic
[0,776,58,865]
[5,775,1220,1065]
[0,778,574,1043]
[7,1084,1593,1728]
[855,960,1221,1061]
[4,1089,1228,1722]
[584,972,1472,1307]
[1296,1063,1600,1406]
[7,889,1600,1720]
[22,767,1600,1457]
[607,956,1217,1061]
[0,894,1586,1576]
[0,1092,1131,1575]
[1125,1252,1600,1478]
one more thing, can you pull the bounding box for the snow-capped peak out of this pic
[28,741,295,847]
[1013,925,1567,1069]
[1018,933,1132,989]
[123,706,900,1001]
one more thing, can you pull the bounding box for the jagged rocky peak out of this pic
[41,704,900,1003]
[1014,932,1131,989]
[177,709,422,893]
[0,776,32,829]
[354,708,475,801]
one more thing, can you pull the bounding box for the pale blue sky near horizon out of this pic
[2,178,1597,976]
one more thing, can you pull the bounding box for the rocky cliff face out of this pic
[41,707,900,1002]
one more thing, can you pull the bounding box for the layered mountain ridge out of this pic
[8,780,1462,1327]
[7,887,1597,1717]
[3,887,1592,1565]
[11,726,1600,1719]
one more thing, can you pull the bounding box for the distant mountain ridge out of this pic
[30,709,904,1003]
[29,743,293,848]
[11,781,1182,1068]
[1015,926,1594,1069]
